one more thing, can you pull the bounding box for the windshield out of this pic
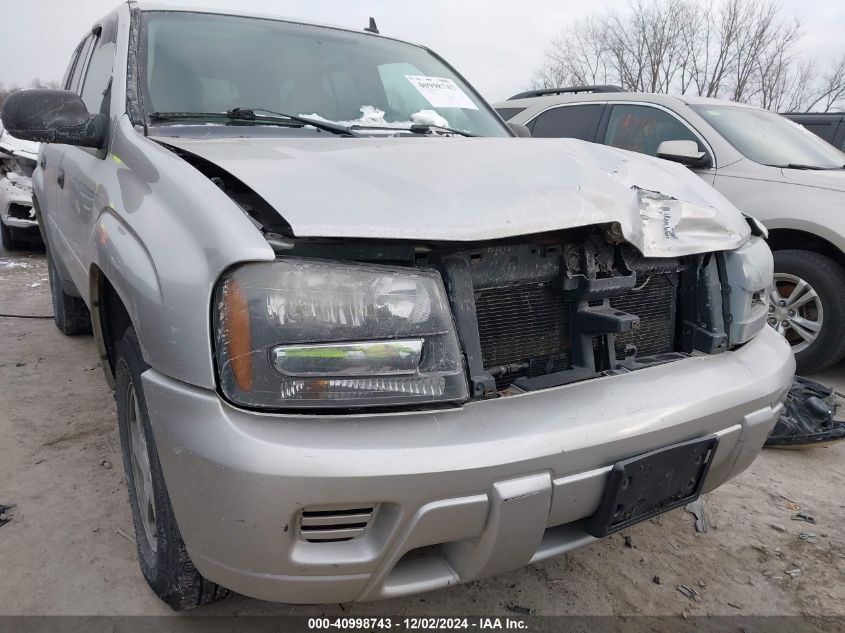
[692,104,845,169]
[140,11,509,137]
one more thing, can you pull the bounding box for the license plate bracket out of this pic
[586,435,719,538]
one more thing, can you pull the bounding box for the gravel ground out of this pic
[0,244,843,618]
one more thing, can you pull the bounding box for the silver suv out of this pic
[3,4,792,609]
[498,88,845,374]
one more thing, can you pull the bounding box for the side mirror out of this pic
[656,139,712,169]
[0,89,107,149]
[508,122,532,138]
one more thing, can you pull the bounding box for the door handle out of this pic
[57,168,65,189]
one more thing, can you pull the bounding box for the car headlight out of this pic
[723,235,773,345]
[214,259,468,409]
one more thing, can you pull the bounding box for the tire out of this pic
[115,328,228,610]
[770,249,845,374]
[46,248,92,335]
[0,221,23,250]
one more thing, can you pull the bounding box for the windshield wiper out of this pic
[148,109,353,136]
[347,123,476,137]
[765,163,827,170]
[227,107,354,136]
[408,123,476,137]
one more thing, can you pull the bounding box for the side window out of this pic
[495,107,526,121]
[67,35,94,94]
[62,42,84,90]
[530,104,605,141]
[80,35,116,115]
[604,105,704,157]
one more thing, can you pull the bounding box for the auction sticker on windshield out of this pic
[405,76,479,110]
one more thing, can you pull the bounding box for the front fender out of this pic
[90,115,275,389]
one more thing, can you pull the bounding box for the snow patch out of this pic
[0,260,29,269]
[301,106,451,131]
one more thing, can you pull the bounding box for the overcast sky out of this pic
[1,0,842,102]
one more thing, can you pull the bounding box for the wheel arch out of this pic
[766,228,845,271]
[90,265,136,389]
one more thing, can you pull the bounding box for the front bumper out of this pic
[0,176,36,229]
[143,326,794,604]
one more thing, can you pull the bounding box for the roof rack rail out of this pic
[508,85,626,100]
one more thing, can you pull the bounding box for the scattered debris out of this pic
[799,532,818,544]
[685,497,707,533]
[727,602,743,609]
[698,580,706,588]
[100,459,112,470]
[776,493,799,505]
[15,361,25,367]
[653,575,662,585]
[785,502,800,511]
[770,524,786,533]
[676,585,699,600]
[0,504,15,527]
[785,568,801,578]
[766,377,845,447]
[792,512,817,524]
[116,527,134,543]
[623,534,635,548]
[762,570,775,577]
[91,527,99,533]
[506,604,532,616]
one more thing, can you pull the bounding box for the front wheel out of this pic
[769,250,845,374]
[115,327,228,610]
[46,248,92,335]
[0,221,24,250]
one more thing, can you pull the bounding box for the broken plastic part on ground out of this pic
[765,376,845,447]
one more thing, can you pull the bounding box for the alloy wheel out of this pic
[768,273,823,354]
[126,382,158,552]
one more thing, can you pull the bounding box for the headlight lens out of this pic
[723,235,774,345]
[214,259,467,409]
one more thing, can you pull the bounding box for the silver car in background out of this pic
[499,89,845,374]
[2,3,792,610]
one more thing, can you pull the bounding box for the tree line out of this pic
[533,0,845,112]
[0,79,62,111]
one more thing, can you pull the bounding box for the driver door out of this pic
[55,21,117,296]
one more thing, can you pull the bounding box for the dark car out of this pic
[782,113,845,152]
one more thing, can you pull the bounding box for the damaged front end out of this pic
[0,132,39,232]
[213,222,773,410]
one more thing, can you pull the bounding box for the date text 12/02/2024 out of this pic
[307,617,529,630]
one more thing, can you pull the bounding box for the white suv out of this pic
[498,88,845,374]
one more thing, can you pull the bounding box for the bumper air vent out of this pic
[298,506,375,543]
[8,203,33,221]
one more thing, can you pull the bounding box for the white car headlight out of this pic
[723,236,773,345]
[214,259,468,409]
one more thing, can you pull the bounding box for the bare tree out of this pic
[533,0,845,112]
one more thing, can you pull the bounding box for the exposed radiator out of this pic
[611,273,678,358]
[475,282,570,388]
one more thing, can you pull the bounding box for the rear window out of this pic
[529,104,604,141]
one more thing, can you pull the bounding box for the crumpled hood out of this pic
[155,135,750,257]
